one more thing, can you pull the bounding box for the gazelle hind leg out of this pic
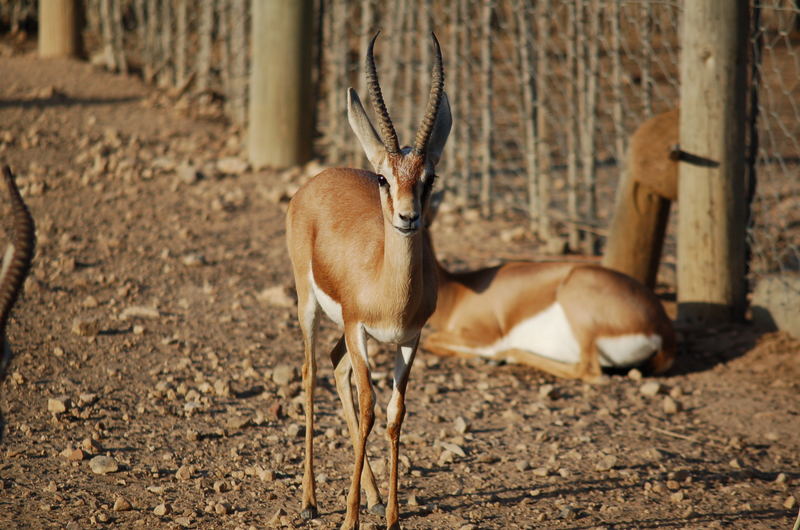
[497,348,587,380]
[385,336,419,529]
[298,289,320,520]
[341,323,375,530]
[330,337,385,516]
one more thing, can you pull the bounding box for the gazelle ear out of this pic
[347,88,385,171]
[426,92,452,167]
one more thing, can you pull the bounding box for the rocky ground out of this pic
[0,52,799,530]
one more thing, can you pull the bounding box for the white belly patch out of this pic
[504,302,582,363]
[309,268,344,327]
[596,334,661,368]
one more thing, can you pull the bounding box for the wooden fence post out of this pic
[38,0,79,58]
[248,0,313,168]
[677,0,749,324]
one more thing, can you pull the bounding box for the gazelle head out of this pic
[347,32,452,237]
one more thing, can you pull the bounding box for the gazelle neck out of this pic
[380,221,426,304]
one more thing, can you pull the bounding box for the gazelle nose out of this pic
[398,212,419,224]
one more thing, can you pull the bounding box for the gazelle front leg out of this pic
[342,322,376,530]
[330,336,385,515]
[386,336,419,529]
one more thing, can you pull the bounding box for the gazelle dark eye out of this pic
[377,174,388,188]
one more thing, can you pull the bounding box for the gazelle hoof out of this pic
[368,502,386,516]
[300,505,318,520]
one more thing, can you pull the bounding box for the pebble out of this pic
[268,507,287,525]
[89,455,119,475]
[663,396,680,414]
[595,455,618,471]
[272,364,297,386]
[62,447,85,461]
[227,415,251,430]
[407,494,419,506]
[440,442,466,457]
[213,480,229,493]
[78,393,98,407]
[120,305,160,320]
[454,416,469,434]
[639,381,662,397]
[784,496,797,509]
[217,157,250,175]
[729,458,742,469]
[627,368,643,381]
[515,460,530,472]
[113,497,132,512]
[539,384,557,399]
[153,502,170,516]
[214,502,231,515]
[175,464,193,481]
[181,253,206,267]
[258,285,296,309]
[48,396,69,414]
[670,491,685,503]
[72,318,100,337]
[177,162,201,184]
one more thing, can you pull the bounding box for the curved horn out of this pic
[413,33,445,155]
[365,32,400,155]
[0,166,35,376]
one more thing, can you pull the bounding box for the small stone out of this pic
[133,325,145,335]
[407,494,419,506]
[181,253,206,267]
[213,480,228,493]
[453,416,469,434]
[640,381,662,397]
[82,295,99,308]
[268,508,287,525]
[539,384,557,399]
[120,305,160,320]
[214,502,231,515]
[113,497,132,512]
[775,473,787,484]
[89,455,119,475]
[627,368,643,381]
[175,464,193,481]
[258,285,296,309]
[81,437,101,454]
[153,503,170,516]
[78,393,98,407]
[670,491,685,503]
[178,162,201,184]
[784,496,796,510]
[286,423,303,438]
[729,458,742,469]
[72,318,100,337]
[272,364,297,386]
[532,467,550,477]
[440,442,466,457]
[559,506,578,520]
[515,460,530,472]
[48,396,69,414]
[186,429,200,442]
[226,415,250,430]
[216,157,250,175]
[62,447,85,461]
[174,516,192,527]
[595,455,618,471]
[53,346,65,357]
[663,396,680,414]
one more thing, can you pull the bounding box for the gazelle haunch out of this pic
[286,33,451,529]
[0,166,36,379]
[423,230,675,382]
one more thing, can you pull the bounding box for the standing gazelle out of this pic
[286,33,451,529]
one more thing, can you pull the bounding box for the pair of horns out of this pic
[364,32,444,156]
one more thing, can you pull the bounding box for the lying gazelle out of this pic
[286,33,451,529]
[422,197,675,381]
[0,166,36,379]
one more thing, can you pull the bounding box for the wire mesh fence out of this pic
[1,0,798,303]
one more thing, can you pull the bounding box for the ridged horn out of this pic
[412,32,445,155]
[365,32,400,155]
[0,166,35,376]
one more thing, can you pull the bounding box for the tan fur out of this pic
[424,235,676,381]
[629,107,679,201]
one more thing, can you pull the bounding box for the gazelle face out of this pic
[372,149,437,236]
[346,32,452,238]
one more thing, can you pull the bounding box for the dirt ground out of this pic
[0,52,799,530]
